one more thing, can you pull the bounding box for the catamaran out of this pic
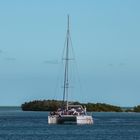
[48,15,93,124]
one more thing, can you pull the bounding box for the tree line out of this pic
[21,100,125,112]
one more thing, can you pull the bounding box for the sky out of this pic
[0,0,140,107]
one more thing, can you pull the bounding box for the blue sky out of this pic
[0,0,140,106]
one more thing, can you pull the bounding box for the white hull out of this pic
[48,115,93,124]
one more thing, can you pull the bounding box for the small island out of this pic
[21,100,123,112]
[21,100,140,112]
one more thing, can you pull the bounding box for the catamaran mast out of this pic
[63,15,70,111]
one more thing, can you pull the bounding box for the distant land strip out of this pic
[21,100,140,112]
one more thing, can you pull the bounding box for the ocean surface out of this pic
[0,107,140,140]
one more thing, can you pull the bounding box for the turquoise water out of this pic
[0,108,140,140]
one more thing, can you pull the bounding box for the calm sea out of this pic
[0,107,140,140]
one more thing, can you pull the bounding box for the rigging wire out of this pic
[53,15,85,104]
[52,34,67,100]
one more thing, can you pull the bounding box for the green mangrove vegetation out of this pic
[21,100,140,112]
[133,105,140,112]
[21,100,123,112]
